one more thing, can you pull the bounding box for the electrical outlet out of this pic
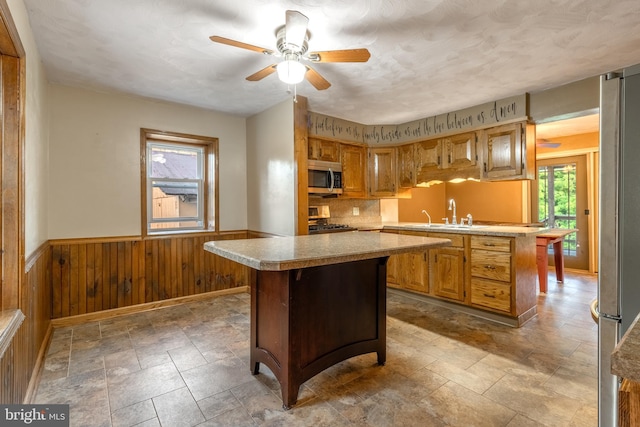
[352,207,360,216]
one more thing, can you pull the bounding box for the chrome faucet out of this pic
[421,209,432,226]
[448,198,457,225]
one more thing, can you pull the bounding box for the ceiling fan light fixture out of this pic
[277,59,305,85]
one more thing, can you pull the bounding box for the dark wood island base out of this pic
[204,232,451,409]
[251,257,388,409]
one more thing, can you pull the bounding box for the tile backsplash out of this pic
[308,197,382,227]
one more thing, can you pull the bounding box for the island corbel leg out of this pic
[249,257,388,409]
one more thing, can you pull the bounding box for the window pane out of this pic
[538,162,578,256]
[151,181,200,221]
[149,145,202,179]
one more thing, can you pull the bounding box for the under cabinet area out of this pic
[384,226,539,326]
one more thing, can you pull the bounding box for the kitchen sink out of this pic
[414,223,488,230]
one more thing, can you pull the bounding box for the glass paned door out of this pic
[537,155,589,270]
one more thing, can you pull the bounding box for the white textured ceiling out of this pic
[21,0,640,126]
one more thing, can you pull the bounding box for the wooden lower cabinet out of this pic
[619,378,640,427]
[430,247,465,301]
[385,229,538,326]
[470,278,511,313]
[470,236,513,314]
[388,251,429,293]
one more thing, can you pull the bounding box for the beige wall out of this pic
[8,0,50,256]
[246,99,296,236]
[48,85,248,239]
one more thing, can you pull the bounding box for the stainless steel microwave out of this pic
[308,159,343,195]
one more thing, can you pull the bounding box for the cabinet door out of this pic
[340,144,367,197]
[387,254,400,289]
[400,251,429,293]
[308,138,339,162]
[482,122,523,179]
[397,143,416,189]
[445,132,477,169]
[369,147,397,197]
[415,139,442,183]
[430,247,465,302]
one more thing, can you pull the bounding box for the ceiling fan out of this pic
[210,10,371,90]
[536,139,562,148]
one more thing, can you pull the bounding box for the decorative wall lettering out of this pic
[309,94,528,145]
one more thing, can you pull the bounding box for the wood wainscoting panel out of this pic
[50,232,252,319]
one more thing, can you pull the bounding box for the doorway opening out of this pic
[537,155,589,270]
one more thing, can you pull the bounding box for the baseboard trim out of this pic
[23,322,54,404]
[388,288,536,328]
[50,286,249,328]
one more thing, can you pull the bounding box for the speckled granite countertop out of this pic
[382,222,550,237]
[204,232,451,271]
[612,313,640,382]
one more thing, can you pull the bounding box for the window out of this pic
[141,129,218,234]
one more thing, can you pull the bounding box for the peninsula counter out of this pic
[204,232,451,408]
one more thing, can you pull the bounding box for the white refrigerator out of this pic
[599,64,640,426]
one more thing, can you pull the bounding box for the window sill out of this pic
[144,229,219,239]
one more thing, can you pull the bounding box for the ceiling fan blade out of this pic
[210,35,274,55]
[285,10,309,50]
[305,66,331,90]
[307,48,371,63]
[536,139,561,148]
[246,64,277,81]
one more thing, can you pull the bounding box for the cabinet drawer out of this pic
[471,278,511,313]
[426,232,464,247]
[470,235,511,252]
[471,249,511,281]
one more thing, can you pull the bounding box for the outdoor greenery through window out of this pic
[538,163,578,256]
[141,129,218,234]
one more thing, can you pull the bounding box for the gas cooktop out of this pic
[308,223,357,234]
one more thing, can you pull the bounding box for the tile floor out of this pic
[35,271,598,426]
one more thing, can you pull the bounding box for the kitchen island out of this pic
[204,232,451,409]
[382,223,548,327]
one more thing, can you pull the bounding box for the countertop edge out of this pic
[204,235,451,271]
[382,223,550,237]
[611,312,640,382]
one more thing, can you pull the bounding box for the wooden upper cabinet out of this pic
[443,132,477,169]
[308,137,340,162]
[415,139,442,183]
[397,143,416,189]
[480,121,535,180]
[340,143,367,198]
[369,147,397,197]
